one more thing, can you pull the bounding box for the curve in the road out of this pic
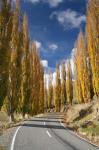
[9,113,99,150]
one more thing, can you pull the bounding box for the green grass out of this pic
[81,124,99,136]
[77,114,93,127]
[76,113,99,136]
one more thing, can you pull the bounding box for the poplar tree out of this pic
[75,32,93,103]
[0,0,12,108]
[21,14,30,116]
[66,60,73,105]
[8,4,19,121]
[30,43,37,115]
[75,32,92,103]
[30,43,41,115]
[61,63,66,107]
[55,65,61,112]
[16,0,23,112]
[48,73,53,109]
[44,87,48,111]
[39,65,44,113]
[86,0,99,97]
[74,45,84,103]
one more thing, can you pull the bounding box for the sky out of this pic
[20,0,87,71]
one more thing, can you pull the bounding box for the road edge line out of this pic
[59,120,99,149]
[10,114,45,150]
[46,130,52,138]
[10,126,22,150]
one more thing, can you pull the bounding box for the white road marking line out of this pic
[10,126,22,150]
[46,130,52,138]
[44,122,46,125]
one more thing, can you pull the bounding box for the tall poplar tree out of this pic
[75,32,92,103]
[66,60,73,105]
[48,73,53,109]
[44,88,48,111]
[30,43,41,115]
[8,3,19,121]
[0,0,12,108]
[39,65,44,113]
[55,65,61,112]
[21,14,30,116]
[61,63,66,107]
[86,0,99,97]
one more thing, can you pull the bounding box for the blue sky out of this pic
[20,0,87,69]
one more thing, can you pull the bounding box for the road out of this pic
[7,113,99,150]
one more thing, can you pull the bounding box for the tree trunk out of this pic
[9,112,15,123]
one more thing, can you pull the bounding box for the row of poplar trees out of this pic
[45,61,73,112]
[0,0,44,121]
[45,0,99,112]
[0,0,98,117]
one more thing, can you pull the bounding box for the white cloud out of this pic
[41,60,48,68]
[26,0,63,7]
[45,0,63,7]
[25,0,40,3]
[34,40,42,49]
[49,43,58,50]
[50,9,86,29]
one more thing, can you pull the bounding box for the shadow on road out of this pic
[29,119,60,123]
[20,123,65,130]
[34,117,64,120]
[18,113,69,130]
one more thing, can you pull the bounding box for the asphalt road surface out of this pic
[9,113,99,150]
